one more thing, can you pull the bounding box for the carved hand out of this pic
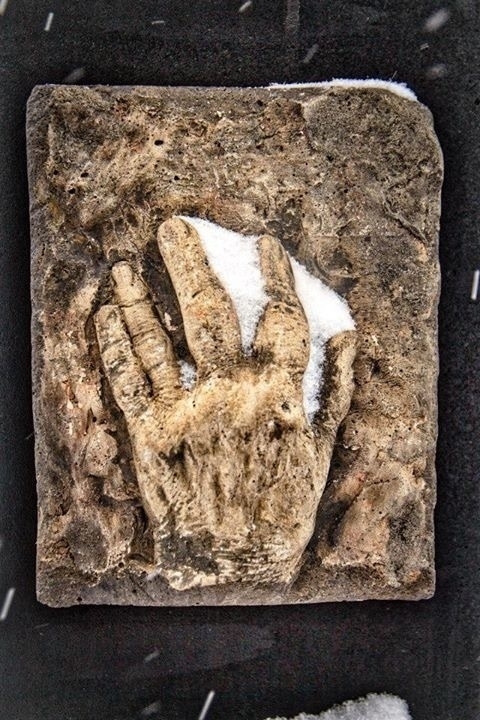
[94,218,355,590]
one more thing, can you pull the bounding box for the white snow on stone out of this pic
[290,257,355,420]
[179,216,268,353]
[178,216,355,421]
[268,79,417,101]
[178,359,197,390]
[265,693,412,720]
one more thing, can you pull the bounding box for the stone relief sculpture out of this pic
[27,83,442,606]
[93,217,355,590]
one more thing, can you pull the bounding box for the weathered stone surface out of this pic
[27,84,442,607]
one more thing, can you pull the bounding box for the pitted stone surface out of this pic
[27,84,442,606]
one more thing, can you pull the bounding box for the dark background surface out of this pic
[1,1,480,719]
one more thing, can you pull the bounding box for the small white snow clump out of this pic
[178,360,197,390]
[179,217,355,422]
[265,693,412,720]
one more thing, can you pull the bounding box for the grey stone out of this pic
[26,84,442,606]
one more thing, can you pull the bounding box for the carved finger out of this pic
[111,262,183,406]
[94,305,149,421]
[157,218,242,376]
[254,235,310,376]
[314,330,356,441]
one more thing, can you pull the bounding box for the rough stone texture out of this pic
[91,219,357,592]
[26,84,442,607]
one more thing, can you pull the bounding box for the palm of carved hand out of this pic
[95,218,355,590]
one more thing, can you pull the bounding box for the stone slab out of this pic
[26,84,442,606]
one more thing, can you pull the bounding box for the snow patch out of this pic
[290,257,355,420]
[268,79,417,101]
[265,693,412,720]
[178,216,355,422]
[178,360,197,391]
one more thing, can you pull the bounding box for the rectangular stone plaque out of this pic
[27,82,442,607]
